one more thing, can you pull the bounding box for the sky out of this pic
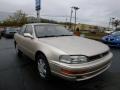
[0,0,120,26]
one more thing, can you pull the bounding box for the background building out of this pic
[70,23,108,32]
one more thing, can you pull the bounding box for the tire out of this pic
[15,44,22,57]
[5,34,8,38]
[36,53,51,80]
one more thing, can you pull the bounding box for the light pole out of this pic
[35,0,41,23]
[72,6,79,31]
[37,10,41,22]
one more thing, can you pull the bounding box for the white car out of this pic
[14,23,113,81]
[105,30,113,34]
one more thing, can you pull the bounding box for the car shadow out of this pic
[110,46,120,50]
[16,54,116,90]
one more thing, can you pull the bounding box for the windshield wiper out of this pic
[38,35,73,38]
[57,35,73,37]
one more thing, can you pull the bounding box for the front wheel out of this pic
[36,54,51,80]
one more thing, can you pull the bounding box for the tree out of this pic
[94,26,99,30]
[2,10,27,26]
[112,19,120,29]
[12,10,27,26]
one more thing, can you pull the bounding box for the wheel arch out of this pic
[35,50,48,62]
[14,40,17,48]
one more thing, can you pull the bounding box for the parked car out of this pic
[0,32,1,39]
[14,23,113,81]
[1,29,5,36]
[115,28,120,31]
[4,27,17,38]
[0,28,4,37]
[14,27,21,33]
[102,31,120,47]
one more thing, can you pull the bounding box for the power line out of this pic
[41,14,75,18]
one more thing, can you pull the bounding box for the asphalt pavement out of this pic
[0,37,120,90]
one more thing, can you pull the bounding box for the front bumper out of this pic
[49,52,113,81]
[5,33,15,38]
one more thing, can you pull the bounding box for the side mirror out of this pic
[24,33,34,39]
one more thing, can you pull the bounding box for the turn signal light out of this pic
[61,69,87,75]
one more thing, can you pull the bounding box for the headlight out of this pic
[59,55,88,64]
[116,38,120,41]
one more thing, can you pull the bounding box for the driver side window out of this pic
[24,25,33,35]
[19,25,26,36]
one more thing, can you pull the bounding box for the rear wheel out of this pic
[36,53,51,80]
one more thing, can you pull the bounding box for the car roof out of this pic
[25,23,59,26]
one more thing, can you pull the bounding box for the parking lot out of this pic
[0,37,120,90]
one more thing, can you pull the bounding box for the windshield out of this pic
[34,25,73,38]
[6,28,17,32]
[116,28,120,31]
[112,31,120,36]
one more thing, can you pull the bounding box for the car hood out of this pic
[103,35,120,41]
[108,35,120,38]
[39,36,109,56]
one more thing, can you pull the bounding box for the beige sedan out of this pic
[14,23,113,81]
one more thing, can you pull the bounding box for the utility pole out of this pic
[70,7,73,29]
[65,16,68,28]
[109,18,112,29]
[37,10,41,22]
[72,6,79,31]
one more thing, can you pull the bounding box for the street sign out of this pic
[35,0,41,11]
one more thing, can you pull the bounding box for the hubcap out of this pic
[38,58,47,78]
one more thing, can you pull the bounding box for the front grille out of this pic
[88,51,109,62]
[110,39,114,41]
[106,38,108,41]
[10,32,15,34]
[105,42,118,46]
